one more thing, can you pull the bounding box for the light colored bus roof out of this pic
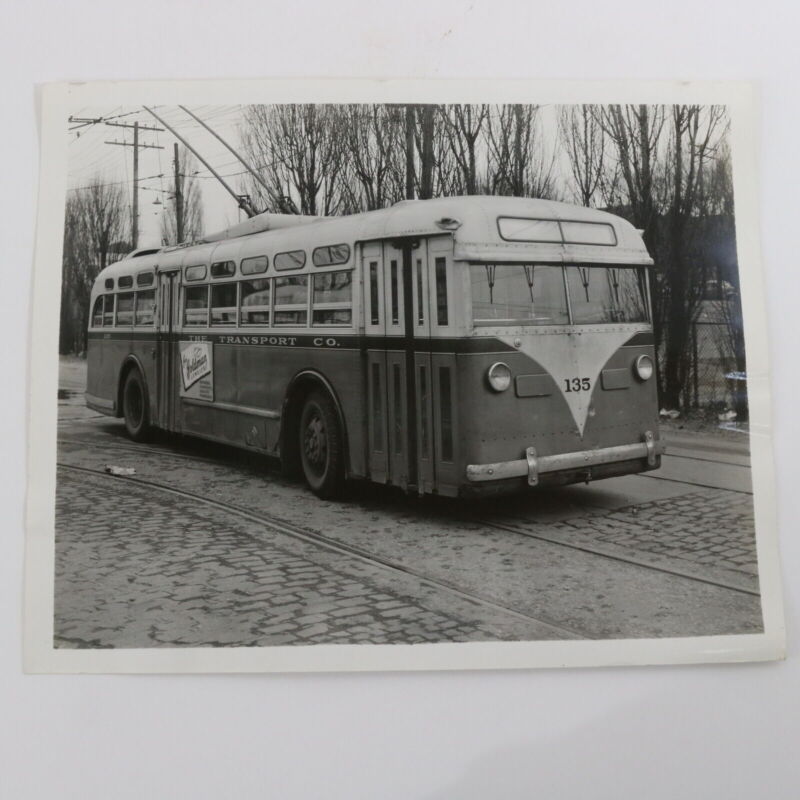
[93,196,652,287]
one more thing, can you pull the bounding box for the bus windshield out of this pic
[470,264,648,325]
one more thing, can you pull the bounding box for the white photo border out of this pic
[24,78,786,673]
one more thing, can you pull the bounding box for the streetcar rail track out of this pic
[657,451,750,467]
[635,470,752,494]
[57,440,758,596]
[57,462,588,641]
[472,516,759,597]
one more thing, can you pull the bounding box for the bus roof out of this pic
[93,196,652,287]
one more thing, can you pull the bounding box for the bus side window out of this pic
[274,275,308,326]
[103,294,115,327]
[369,262,380,325]
[312,270,352,326]
[116,292,134,326]
[92,296,104,327]
[240,278,271,325]
[211,283,238,326]
[184,285,209,326]
[135,289,156,326]
[435,257,448,326]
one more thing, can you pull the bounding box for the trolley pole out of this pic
[174,143,184,243]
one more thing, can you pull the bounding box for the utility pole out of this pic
[133,122,139,247]
[105,120,164,249]
[174,142,184,243]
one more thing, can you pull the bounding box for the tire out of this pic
[122,368,151,442]
[298,390,345,499]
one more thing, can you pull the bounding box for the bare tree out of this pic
[80,176,129,271]
[441,104,489,195]
[161,149,204,244]
[60,177,128,354]
[241,104,346,215]
[598,103,730,409]
[339,105,406,210]
[659,105,728,408]
[486,105,557,199]
[597,104,669,395]
[396,105,455,201]
[558,105,607,207]
[414,104,437,200]
[597,104,667,246]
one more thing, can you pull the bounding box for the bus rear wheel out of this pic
[122,368,151,442]
[298,390,344,499]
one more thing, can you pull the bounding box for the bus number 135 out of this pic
[564,377,591,393]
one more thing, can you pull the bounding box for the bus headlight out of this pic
[634,355,654,382]
[487,362,512,392]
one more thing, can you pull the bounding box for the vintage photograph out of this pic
[26,81,784,671]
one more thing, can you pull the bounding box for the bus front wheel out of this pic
[122,368,151,442]
[298,390,344,499]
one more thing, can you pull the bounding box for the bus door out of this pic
[363,239,436,493]
[156,269,180,431]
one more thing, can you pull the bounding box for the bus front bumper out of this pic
[465,432,665,487]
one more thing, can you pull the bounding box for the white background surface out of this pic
[3,1,799,797]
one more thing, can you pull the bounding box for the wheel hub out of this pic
[304,416,327,468]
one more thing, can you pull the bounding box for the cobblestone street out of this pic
[53,388,763,646]
[55,469,563,647]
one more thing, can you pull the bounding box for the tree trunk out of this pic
[419,105,435,199]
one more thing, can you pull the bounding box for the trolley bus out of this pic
[85,196,664,498]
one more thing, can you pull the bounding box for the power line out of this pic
[68,173,165,192]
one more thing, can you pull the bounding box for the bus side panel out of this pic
[431,352,460,497]
[175,343,367,476]
[103,337,128,413]
[133,333,159,426]
[86,331,160,418]
[86,334,108,406]
[366,351,389,484]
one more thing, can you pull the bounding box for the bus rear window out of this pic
[565,266,648,323]
[471,264,568,326]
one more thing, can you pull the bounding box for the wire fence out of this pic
[683,319,746,416]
